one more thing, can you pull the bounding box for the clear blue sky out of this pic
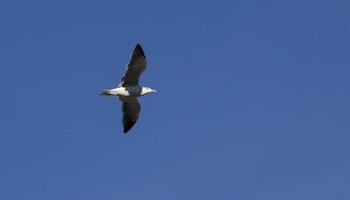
[1,0,349,199]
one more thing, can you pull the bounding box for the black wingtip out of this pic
[123,121,137,134]
[123,127,129,134]
[123,127,131,134]
[135,43,142,50]
[123,125,130,133]
[135,43,145,57]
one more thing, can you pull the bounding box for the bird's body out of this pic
[101,86,155,97]
[101,44,156,133]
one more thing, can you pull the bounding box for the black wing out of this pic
[120,44,147,87]
[119,96,141,133]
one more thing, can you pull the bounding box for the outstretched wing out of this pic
[120,44,147,87]
[119,96,141,133]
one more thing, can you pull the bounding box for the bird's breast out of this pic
[115,86,142,96]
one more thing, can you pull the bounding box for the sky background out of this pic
[1,0,350,199]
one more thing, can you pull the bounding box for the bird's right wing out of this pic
[119,44,147,87]
[119,96,141,133]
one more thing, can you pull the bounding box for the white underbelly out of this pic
[109,87,141,96]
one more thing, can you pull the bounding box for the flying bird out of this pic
[101,44,156,133]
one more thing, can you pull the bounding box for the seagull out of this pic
[101,44,156,133]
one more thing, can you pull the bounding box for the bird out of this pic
[101,44,156,133]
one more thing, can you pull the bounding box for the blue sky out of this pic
[1,0,350,199]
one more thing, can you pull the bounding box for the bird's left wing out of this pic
[119,96,141,133]
[119,44,147,87]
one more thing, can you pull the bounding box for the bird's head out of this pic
[141,87,157,95]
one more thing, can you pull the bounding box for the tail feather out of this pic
[100,90,112,96]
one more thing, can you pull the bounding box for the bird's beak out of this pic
[152,89,157,93]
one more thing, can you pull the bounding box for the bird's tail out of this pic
[100,90,112,96]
